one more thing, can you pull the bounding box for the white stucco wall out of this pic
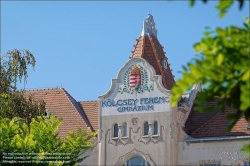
[98,58,178,165]
[178,140,250,165]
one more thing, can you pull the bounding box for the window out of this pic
[123,123,127,137]
[200,164,220,166]
[153,121,158,135]
[247,124,250,130]
[45,110,50,118]
[114,124,118,137]
[244,162,250,166]
[144,122,149,135]
[122,157,151,166]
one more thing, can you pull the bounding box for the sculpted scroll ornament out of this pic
[131,118,139,125]
[107,128,133,146]
[138,126,164,145]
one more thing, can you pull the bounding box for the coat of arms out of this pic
[119,65,153,94]
[129,66,141,90]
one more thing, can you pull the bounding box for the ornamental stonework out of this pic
[119,65,153,94]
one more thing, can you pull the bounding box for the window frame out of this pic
[143,121,149,136]
[200,163,221,166]
[122,156,151,166]
[113,123,118,138]
[153,121,158,135]
[244,162,250,166]
[122,122,128,137]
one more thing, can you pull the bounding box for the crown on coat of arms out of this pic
[130,65,141,74]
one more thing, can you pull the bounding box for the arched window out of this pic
[123,123,127,137]
[114,124,118,137]
[153,121,158,135]
[123,157,151,166]
[144,122,149,135]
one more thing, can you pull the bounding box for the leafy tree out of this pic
[189,0,246,18]
[0,92,45,125]
[170,0,249,128]
[0,115,97,166]
[0,49,97,165]
[0,49,45,124]
[0,49,35,93]
[170,0,249,155]
[171,19,249,129]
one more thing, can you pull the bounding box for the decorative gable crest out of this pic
[99,58,171,116]
[118,64,153,94]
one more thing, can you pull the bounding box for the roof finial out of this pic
[140,14,157,38]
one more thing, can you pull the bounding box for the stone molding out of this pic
[114,148,156,166]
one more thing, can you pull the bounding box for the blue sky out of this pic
[1,1,248,101]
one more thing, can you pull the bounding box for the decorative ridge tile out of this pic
[24,87,63,91]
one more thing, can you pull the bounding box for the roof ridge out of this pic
[191,111,221,135]
[148,37,167,87]
[24,87,63,91]
[77,102,93,131]
[130,37,143,58]
[77,101,99,132]
[61,88,94,131]
[79,100,98,102]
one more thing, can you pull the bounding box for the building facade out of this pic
[28,15,250,166]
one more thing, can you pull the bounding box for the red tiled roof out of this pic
[78,101,99,132]
[184,98,250,138]
[25,88,92,137]
[131,36,175,90]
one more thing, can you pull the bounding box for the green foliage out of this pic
[242,143,250,156]
[189,0,245,18]
[0,49,97,165]
[0,49,36,93]
[0,92,46,125]
[172,0,250,156]
[171,19,250,132]
[0,49,44,125]
[60,128,97,165]
[0,115,97,166]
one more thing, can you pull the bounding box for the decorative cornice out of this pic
[186,135,250,144]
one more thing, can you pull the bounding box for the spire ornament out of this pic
[140,14,157,38]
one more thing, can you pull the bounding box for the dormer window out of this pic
[162,59,168,69]
[247,124,250,130]
[45,110,50,118]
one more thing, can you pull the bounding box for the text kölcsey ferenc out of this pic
[101,97,170,112]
